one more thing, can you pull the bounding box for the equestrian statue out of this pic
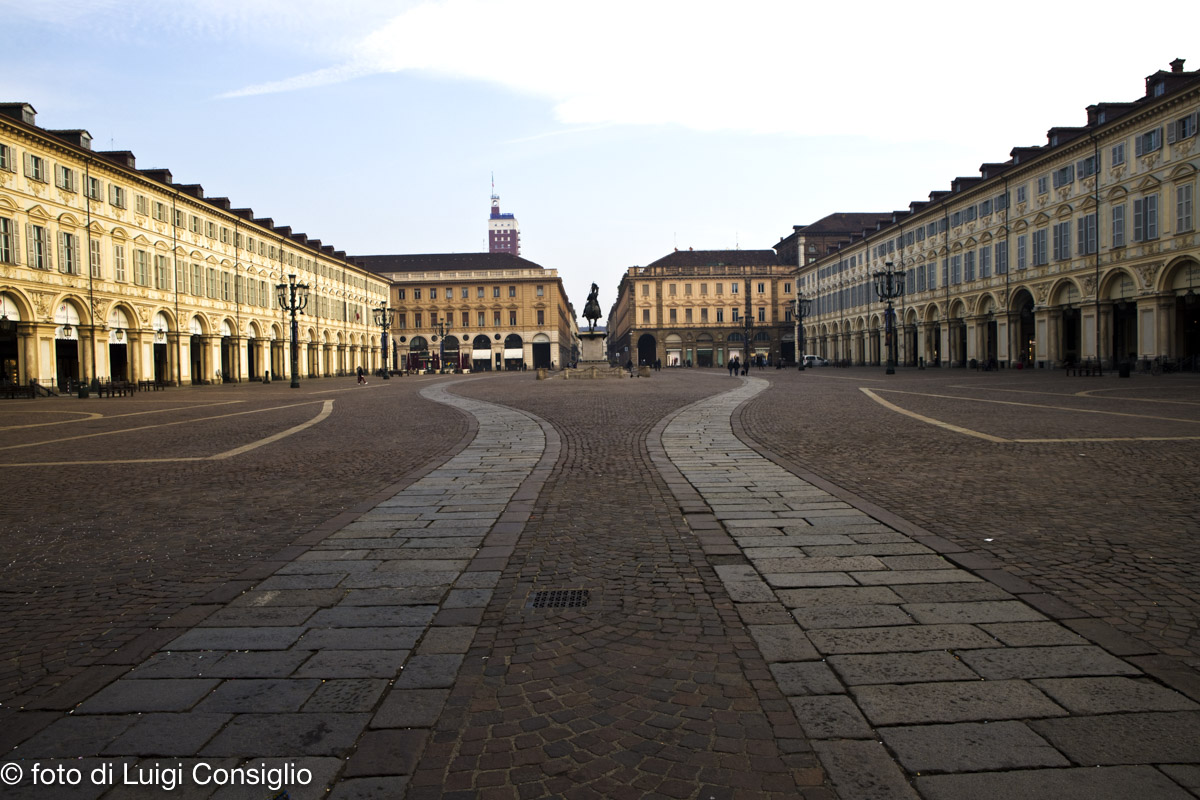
[582,283,602,334]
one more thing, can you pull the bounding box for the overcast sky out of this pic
[4,0,1197,316]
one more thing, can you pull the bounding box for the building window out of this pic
[56,231,78,274]
[669,308,677,323]
[996,240,1009,275]
[951,254,962,284]
[0,218,12,263]
[1016,185,1028,205]
[1135,128,1162,156]
[189,215,201,234]
[783,282,792,294]
[28,224,49,269]
[642,309,650,323]
[206,221,216,238]
[715,283,723,295]
[1133,194,1159,241]
[429,288,437,300]
[478,311,486,326]
[716,308,724,322]
[1016,236,1027,270]
[173,209,185,228]
[757,307,765,322]
[192,263,203,296]
[493,311,501,326]
[413,288,421,300]
[477,286,485,298]
[1032,229,1048,266]
[1112,204,1126,247]
[1112,142,1126,166]
[980,247,991,278]
[731,308,740,322]
[508,286,516,297]
[397,288,406,300]
[1177,184,1194,233]
[1037,176,1048,195]
[536,285,544,297]
[1077,155,1099,179]
[509,311,517,326]
[669,283,677,296]
[1078,213,1098,255]
[757,282,765,294]
[1052,165,1075,189]
[415,313,422,328]
[85,176,102,200]
[700,308,709,322]
[153,254,169,290]
[731,282,739,294]
[133,249,150,286]
[461,311,469,326]
[537,309,545,325]
[964,250,976,281]
[1053,221,1072,261]
[685,308,693,322]
[110,244,127,281]
[641,283,649,296]
[0,143,13,172]
[90,238,101,277]
[462,287,469,299]
[1170,113,1198,142]
[24,154,46,182]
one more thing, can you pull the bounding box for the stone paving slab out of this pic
[915,766,1194,800]
[657,375,1200,799]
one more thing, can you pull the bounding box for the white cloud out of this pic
[220,0,1197,151]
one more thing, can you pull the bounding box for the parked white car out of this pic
[802,354,829,367]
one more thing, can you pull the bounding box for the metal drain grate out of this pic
[528,589,590,609]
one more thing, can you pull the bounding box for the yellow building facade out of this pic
[796,61,1200,370]
[608,250,796,368]
[356,253,579,371]
[0,102,390,390]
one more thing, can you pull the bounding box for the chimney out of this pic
[1170,58,1186,74]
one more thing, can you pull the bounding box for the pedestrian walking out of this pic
[356,366,367,385]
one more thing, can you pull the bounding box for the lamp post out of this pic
[433,317,452,373]
[276,273,310,389]
[873,261,905,375]
[373,302,395,380]
[794,292,811,370]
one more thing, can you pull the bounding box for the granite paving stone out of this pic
[810,740,921,800]
[789,695,875,739]
[807,623,1001,654]
[1030,676,1200,714]
[102,712,233,756]
[915,766,1194,800]
[302,679,390,713]
[851,680,1068,725]
[827,651,980,685]
[1029,711,1200,764]
[957,645,1144,680]
[200,713,371,757]
[194,678,321,712]
[902,601,1048,625]
[76,678,221,713]
[879,721,1070,772]
[791,604,914,630]
[166,626,308,651]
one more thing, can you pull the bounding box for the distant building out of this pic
[355,252,577,371]
[488,194,520,256]
[607,249,797,368]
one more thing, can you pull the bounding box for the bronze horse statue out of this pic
[583,283,602,333]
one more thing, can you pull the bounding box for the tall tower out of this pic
[488,190,520,256]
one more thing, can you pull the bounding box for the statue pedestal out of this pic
[578,331,608,364]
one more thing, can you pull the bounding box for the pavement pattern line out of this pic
[0,401,320,453]
[654,375,1200,800]
[861,388,1200,444]
[2,377,552,799]
[0,401,244,432]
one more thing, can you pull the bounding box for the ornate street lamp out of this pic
[432,317,452,373]
[873,261,905,375]
[373,302,395,380]
[276,273,310,389]
[794,292,811,370]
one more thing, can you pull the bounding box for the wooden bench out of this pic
[96,381,135,397]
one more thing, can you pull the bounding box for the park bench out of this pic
[1064,360,1102,376]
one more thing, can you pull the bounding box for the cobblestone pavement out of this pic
[738,367,1200,669]
[2,368,1199,799]
[0,378,467,713]
[417,375,826,799]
